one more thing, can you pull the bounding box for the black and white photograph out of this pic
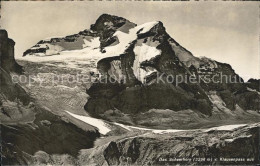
[0,1,260,165]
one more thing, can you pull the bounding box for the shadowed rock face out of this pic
[0,30,23,73]
[0,30,29,105]
[0,67,30,105]
[247,78,260,91]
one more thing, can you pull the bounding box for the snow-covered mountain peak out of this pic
[22,14,242,87]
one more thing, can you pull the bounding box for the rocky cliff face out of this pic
[0,30,23,73]
[247,78,260,91]
[0,30,30,106]
[23,14,260,128]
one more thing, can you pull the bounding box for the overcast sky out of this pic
[1,1,259,80]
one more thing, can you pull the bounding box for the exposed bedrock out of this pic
[0,29,23,73]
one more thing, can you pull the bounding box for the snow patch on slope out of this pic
[65,111,111,135]
[131,126,184,134]
[104,21,159,57]
[133,43,160,83]
[113,122,131,131]
[225,135,251,142]
[208,91,234,115]
[114,122,184,134]
[65,111,248,135]
[205,124,247,132]
[137,21,159,34]
[20,45,101,62]
[113,122,247,134]
[105,30,136,56]
[83,37,100,49]
[22,21,159,65]
[247,87,260,95]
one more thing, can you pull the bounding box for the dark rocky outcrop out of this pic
[235,90,260,111]
[0,29,23,73]
[246,78,260,91]
[90,14,136,49]
[0,30,29,105]
[0,67,30,105]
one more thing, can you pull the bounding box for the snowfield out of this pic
[133,43,160,83]
[204,124,247,132]
[65,111,111,135]
[21,21,161,71]
[83,37,100,49]
[65,111,248,135]
[22,21,159,59]
[137,21,159,34]
[247,87,260,95]
[105,21,159,57]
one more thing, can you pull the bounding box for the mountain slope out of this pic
[0,30,100,165]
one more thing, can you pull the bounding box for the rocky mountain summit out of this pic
[24,14,260,128]
[0,30,23,73]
